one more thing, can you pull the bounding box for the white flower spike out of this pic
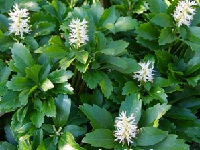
[69,18,89,48]
[8,4,30,38]
[133,60,154,83]
[114,111,137,146]
[173,0,197,27]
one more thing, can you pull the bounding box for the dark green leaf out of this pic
[43,45,67,59]
[30,110,44,128]
[99,6,119,27]
[79,104,114,130]
[140,103,171,127]
[82,129,115,149]
[63,125,86,138]
[136,127,167,146]
[151,13,174,27]
[148,87,168,103]
[49,70,73,83]
[186,56,200,75]
[148,134,189,150]
[11,43,35,75]
[7,77,35,91]
[148,0,167,13]
[83,71,103,89]
[0,142,17,150]
[25,65,41,83]
[101,40,128,56]
[99,72,113,98]
[33,21,56,36]
[42,97,56,117]
[159,28,177,45]
[135,23,159,40]
[119,94,142,123]
[122,81,139,95]
[53,94,71,127]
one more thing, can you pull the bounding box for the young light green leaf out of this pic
[58,132,85,150]
[140,103,171,127]
[41,78,54,92]
[136,127,167,146]
[79,104,114,130]
[75,51,89,64]
[82,129,115,149]
[53,94,71,127]
[119,94,142,123]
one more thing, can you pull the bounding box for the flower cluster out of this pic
[173,0,197,27]
[69,18,89,48]
[133,61,154,83]
[114,111,137,146]
[8,4,30,38]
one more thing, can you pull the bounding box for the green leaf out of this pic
[155,50,171,73]
[59,57,74,70]
[24,36,39,50]
[37,137,56,150]
[119,94,142,123]
[99,6,119,27]
[20,1,40,12]
[79,104,114,130]
[49,35,63,46]
[151,13,174,27]
[148,134,189,150]
[136,127,167,146]
[19,140,32,150]
[34,21,56,36]
[42,97,56,117]
[53,82,74,95]
[19,90,29,106]
[99,72,113,98]
[11,43,35,75]
[101,40,128,56]
[140,103,171,127]
[25,65,41,83]
[135,23,159,40]
[0,66,11,83]
[186,56,200,75]
[159,28,177,45]
[147,0,167,14]
[58,132,85,150]
[82,129,115,149]
[109,17,138,33]
[148,87,168,103]
[0,142,17,150]
[41,78,54,92]
[83,71,103,89]
[30,110,44,128]
[52,0,66,21]
[43,45,67,59]
[63,125,86,138]
[49,70,73,83]
[7,77,35,91]
[53,94,71,127]
[75,51,89,64]
[122,81,140,95]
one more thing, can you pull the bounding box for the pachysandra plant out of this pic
[0,0,200,150]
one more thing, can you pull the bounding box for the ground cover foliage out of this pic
[0,0,200,149]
